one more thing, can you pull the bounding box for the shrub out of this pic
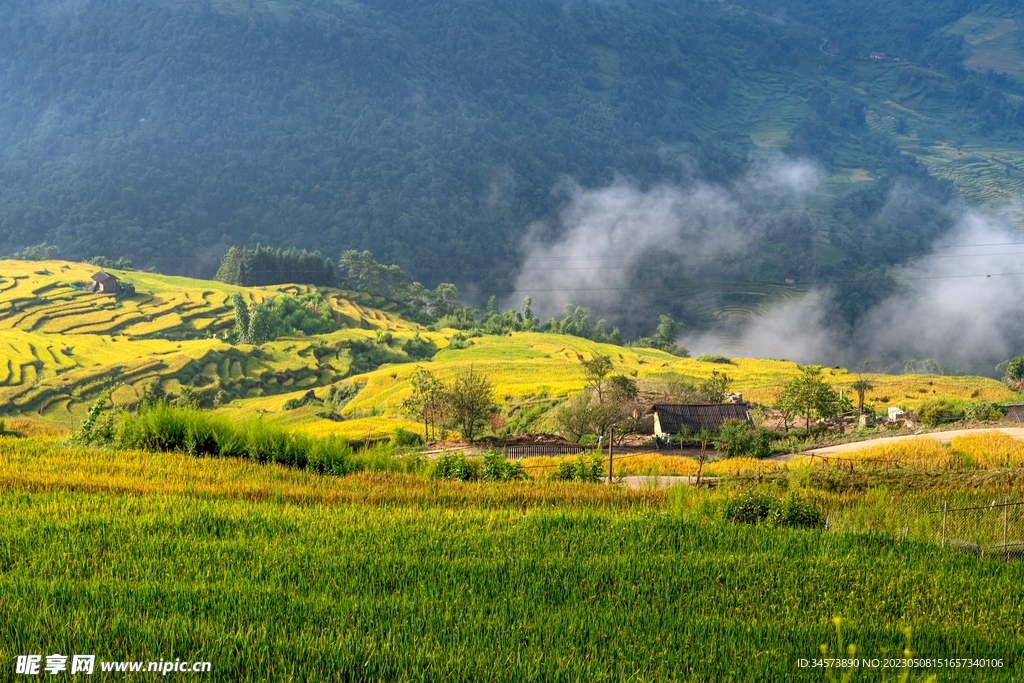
[434,451,479,481]
[724,492,777,525]
[714,421,777,458]
[15,242,59,261]
[390,427,422,448]
[915,398,967,426]
[325,381,362,411]
[767,497,824,530]
[110,403,382,476]
[550,453,604,482]
[481,450,526,481]
[352,442,420,474]
[283,392,320,410]
[964,401,1003,422]
[696,354,732,364]
[725,492,823,530]
[447,333,471,350]
[1006,356,1024,383]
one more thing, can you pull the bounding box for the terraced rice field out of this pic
[0,260,427,423]
[0,260,1017,440]
[224,331,1016,440]
[945,9,1024,82]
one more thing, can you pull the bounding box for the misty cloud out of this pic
[510,158,822,319]
[686,207,1024,375]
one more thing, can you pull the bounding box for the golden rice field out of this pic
[237,331,1015,440]
[4,433,1024,680]
[512,431,1024,483]
[0,260,435,424]
[517,452,785,479]
[797,431,1024,470]
[0,259,1019,441]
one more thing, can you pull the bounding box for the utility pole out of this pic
[607,427,614,484]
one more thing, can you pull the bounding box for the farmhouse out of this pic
[651,403,751,436]
[870,51,886,60]
[90,271,120,294]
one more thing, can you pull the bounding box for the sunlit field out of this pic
[1,434,1023,681]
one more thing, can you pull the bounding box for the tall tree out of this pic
[779,365,841,432]
[401,368,445,442]
[441,367,496,442]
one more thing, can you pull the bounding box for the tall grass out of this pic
[112,404,420,475]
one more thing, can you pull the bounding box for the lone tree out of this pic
[401,368,446,441]
[581,354,614,402]
[851,376,874,416]
[556,356,639,443]
[442,367,497,442]
[779,365,841,432]
[1006,356,1024,389]
[698,370,733,404]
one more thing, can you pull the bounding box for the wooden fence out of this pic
[504,444,593,460]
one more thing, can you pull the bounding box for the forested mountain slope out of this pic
[3,0,1024,335]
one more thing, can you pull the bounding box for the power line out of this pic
[930,240,1024,250]
[514,252,1024,273]
[515,240,1024,261]
[908,251,1024,260]
[496,270,1024,293]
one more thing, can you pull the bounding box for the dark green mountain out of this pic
[3,0,1024,334]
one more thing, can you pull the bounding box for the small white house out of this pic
[887,407,905,421]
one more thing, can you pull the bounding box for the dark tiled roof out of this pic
[653,403,750,434]
[91,271,117,283]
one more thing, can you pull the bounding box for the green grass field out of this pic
[1,435,1023,681]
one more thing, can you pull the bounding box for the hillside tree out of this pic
[441,367,497,442]
[779,365,841,432]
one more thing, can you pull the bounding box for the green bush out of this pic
[713,421,777,458]
[108,403,404,476]
[390,427,422,448]
[724,492,777,525]
[1006,356,1024,382]
[725,492,824,530]
[325,381,362,411]
[434,451,479,481]
[353,442,422,474]
[481,451,526,481]
[767,497,825,530]
[964,401,1004,422]
[550,453,603,482]
[915,398,967,426]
